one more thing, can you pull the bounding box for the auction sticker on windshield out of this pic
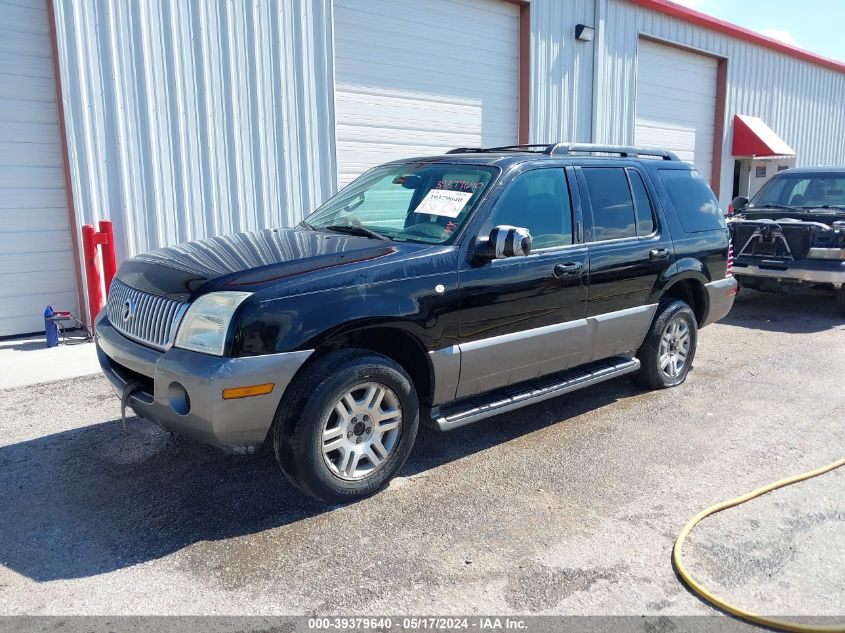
[414,189,473,218]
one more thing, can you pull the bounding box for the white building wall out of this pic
[51,0,337,267]
[531,0,845,207]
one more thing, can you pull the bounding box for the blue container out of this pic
[44,306,59,348]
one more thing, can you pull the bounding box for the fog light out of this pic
[168,382,191,415]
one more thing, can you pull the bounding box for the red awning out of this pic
[732,114,795,157]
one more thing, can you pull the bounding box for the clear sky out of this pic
[673,0,845,63]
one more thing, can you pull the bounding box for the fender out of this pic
[230,254,460,357]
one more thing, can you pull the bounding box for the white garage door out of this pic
[0,0,78,337]
[333,0,520,187]
[635,39,717,180]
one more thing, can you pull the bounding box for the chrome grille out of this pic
[107,279,188,350]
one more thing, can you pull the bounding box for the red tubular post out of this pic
[99,220,117,296]
[81,224,104,328]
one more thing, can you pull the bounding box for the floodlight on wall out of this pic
[575,24,595,42]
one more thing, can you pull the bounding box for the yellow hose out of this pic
[673,457,845,633]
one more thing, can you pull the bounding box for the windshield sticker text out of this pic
[436,180,484,191]
[415,190,474,218]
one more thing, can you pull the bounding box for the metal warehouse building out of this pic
[2,0,845,336]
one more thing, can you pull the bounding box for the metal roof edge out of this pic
[627,0,845,75]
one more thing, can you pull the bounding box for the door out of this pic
[456,167,589,398]
[635,39,718,180]
[0,0,79,336]
[578,165,672,360]
[332,0,520,187]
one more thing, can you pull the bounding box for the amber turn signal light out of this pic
[222,383,275,399]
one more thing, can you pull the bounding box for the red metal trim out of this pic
[502,0,530,143]
[47,0,88,324]
[628,0,845,74]
[711,57,727,196]
[518,2,530,143]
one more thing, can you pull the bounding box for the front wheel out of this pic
[634,300,698,389]
[838,285,845,317]
[273,349,419,504]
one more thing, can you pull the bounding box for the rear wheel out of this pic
[838,285,845,317]
[634,300,698,389]
[273,349,419,504]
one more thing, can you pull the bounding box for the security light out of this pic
[575,24,595,42]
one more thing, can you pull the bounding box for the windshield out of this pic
[304,163,498,244]
[750,172,845,209]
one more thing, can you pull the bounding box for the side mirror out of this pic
[730,196,749,214]
[474,225,532,261]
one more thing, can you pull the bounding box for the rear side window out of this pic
[659,169,725,233]
[627,169,655,236]
[582,168,636,241]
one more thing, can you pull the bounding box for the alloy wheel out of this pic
[321,382,403,480]
[658,316,691,380]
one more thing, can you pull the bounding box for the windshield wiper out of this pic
[322,224,390,241]
[297,220,316,230]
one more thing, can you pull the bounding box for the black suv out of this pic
[96,143,736,503]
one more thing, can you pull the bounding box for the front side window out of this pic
[305,164,497,244]
[486,169,573,249]
[751,173,845,209]
[659,169,724,233]
[582,168,637,241]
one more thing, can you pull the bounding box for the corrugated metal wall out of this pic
[529,0,595,144]
[51,0,337,266]
[531,0,845,207]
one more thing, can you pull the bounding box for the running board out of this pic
[430,357,640,431]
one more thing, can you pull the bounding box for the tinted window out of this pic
[627,169,655,236]
[583,168,636,241]
[489,169,573,249]
[751,172,845,208]
[659,169,725,233]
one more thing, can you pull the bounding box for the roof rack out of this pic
[445,143,680,161]
[445,144,550,154]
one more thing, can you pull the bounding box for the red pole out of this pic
[99,220,117,296]
[81,224,104,328]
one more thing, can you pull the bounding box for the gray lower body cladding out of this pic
[95,312,312,451]
[431,304,657,405]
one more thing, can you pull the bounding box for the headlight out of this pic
[174,291,252,356]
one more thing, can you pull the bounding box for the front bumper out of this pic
[733,259,845,288]
[701,277,738,327]
[95,311,313,451]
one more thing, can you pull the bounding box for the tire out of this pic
[272,349,419,504]
[838,285,845,318]
[633,299,698,390]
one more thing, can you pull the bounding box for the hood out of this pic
[116,228,433,298]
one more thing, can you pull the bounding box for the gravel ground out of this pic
[0,290,843,618]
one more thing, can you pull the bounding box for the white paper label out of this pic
[414,190,474,218]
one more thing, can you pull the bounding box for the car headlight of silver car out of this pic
[174,291,252,356]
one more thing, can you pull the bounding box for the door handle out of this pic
[649,248,671,260]
[554,262,583,277]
